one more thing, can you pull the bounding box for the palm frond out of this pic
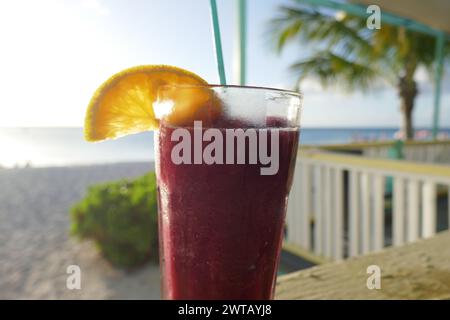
[269,5,382,69]
[268,1,448,92]
[290,51,381,92]
[269,5,324,52]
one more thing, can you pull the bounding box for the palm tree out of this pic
[270,2,444,139]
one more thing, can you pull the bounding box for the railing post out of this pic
[300,161,311,250]
[294,162,302,246]
[286,161,299,245]
[373,175,385,251]
[361,173,371,254]
[324,166,333,258]
[349,170,360,257]
[422,182,437,238]
[314,165,324,256]
[333,167,344,260]
[393,177,405,246]
[407,179,420,242]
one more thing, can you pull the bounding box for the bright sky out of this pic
[0,0,448,128]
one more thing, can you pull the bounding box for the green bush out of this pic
[70,172,159,269]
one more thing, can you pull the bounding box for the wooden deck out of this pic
[276,231,450,299]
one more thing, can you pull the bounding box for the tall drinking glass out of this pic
[154,85,302,299]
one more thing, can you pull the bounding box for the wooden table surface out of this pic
[276,231,450,299]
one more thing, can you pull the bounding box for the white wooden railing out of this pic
[285,150,450,262]
[304,140,450,164]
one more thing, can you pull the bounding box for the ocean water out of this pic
[0,127,449,168]
[0,127,154,168]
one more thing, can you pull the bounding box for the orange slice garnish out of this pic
[84,65,220,142]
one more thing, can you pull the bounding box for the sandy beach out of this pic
[0,162,161,299]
